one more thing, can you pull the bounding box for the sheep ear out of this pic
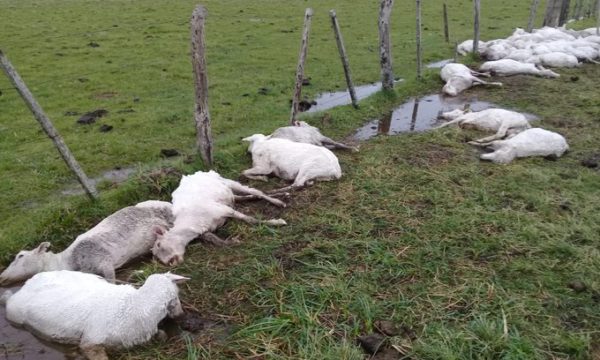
[34,242,51,253]
[165,272,190,284]
[153,225,166,237]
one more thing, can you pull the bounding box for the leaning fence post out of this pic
[416,0,423,80]
[473,0,481,54]
[443,3,450,43]
[290,8,314,125]
[330,10,358,109]
[0,49,98,200]
[191,5,213,167]
[527,0,541,32]
[379,0,395,91]
[597,0,600,35]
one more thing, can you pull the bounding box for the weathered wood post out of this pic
[191,5,213,167]
[0,49,98,200]
[527,0,541,32]
[454,41,459,62]
[329,10,358,109]
[416,0,423,80]
[290,8,314,125]
[473,0,481,54]
[378,0,395,91]
[559,0,571,25]
[575,0,584,19]
[544,0,563,26]
[443,3,450,43]
[597,0,600,35]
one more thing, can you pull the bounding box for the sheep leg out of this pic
[471,125,510,144]
[435,117,464,129]
[321,137,359,152]
[472,77,503,87]
[224,180,287,207]
[470,70,491,77]
[200,232,239,246]
[80,344,109,360]
[228,209,287,226]
[241,167,270,182]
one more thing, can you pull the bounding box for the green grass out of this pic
[1,0,600,359]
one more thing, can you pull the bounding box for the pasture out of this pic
[0,0,599,359]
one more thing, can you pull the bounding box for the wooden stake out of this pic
[378,0,395,91]
[544,0,562,27]
[527,0,541,32]
[559,0,571,26]
[597,0,600,35]
[290,8,314,125]
[443,3,450,43]
[473,0,481,54]
[0,49,98,200]
[330,10,358,109]
[416,0,423,80]
[191,5,213,167]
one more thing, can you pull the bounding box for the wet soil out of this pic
[305,80,404,113]
[61,167,136,196]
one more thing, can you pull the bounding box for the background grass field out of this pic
[1,0,599,359]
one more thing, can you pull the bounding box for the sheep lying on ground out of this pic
[270,121,358,152]
[472,128,569,164]
[0,201,174,285]
[1,270,188,360]
[152,170,286,266]
[241,134,342,193]
[479,59,560,78]
[436,108,531,143]
[440,63,502,96]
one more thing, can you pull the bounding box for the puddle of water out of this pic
[305,80,404,114]
[353,94,498,141]
[0,287,81,360]
[426,59,453,68]
[61,167,137,196]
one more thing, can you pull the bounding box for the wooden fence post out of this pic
[330,10,358,109]
[559,0,571,25]
[575,0,584,19]
[191,5,213,167]
[527,0,541,32]
[379,0,395,91]
[473,0,481,54]
[0,49,98,200]
[544,0,562,26]
[290,8,314,125]
[597,0,600,35]
[443,3,450,43]
[416,0,423,80]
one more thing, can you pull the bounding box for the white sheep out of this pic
[1,270,188,360]
[440,63,502,96]
[241,134,342,194]
[537,52,580,68]
[436,108,531,143]
[479,59,560,78]
[0,201,174,285]
[151,170,287,266]
[473,128,569,164]
[270,121,358,152]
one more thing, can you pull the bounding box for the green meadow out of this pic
[0,0,599,358]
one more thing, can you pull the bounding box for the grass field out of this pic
[1,0,599,359]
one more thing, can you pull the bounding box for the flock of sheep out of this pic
[0,122,354,360]
[0,24,595,360]
[436,25,600,162]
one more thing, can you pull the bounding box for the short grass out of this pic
[0,0,599,359]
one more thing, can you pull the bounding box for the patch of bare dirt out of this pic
[405,144,456,167]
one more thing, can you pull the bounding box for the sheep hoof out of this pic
[268,219,287,226]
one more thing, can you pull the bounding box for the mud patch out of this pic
[76,109,108,125]
[305,80,404,113]
[581,152,600,168]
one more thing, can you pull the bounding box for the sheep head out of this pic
[151,227,191,267]
[242,134,268,152]
[0,242,52,286]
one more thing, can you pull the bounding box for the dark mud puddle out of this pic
[353,93,539,141]
[0,288,81,359]
[305,80,404,113]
